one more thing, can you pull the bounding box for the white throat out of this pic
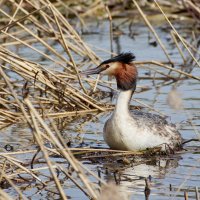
[114,89,133,116]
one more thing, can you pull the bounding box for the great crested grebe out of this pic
[82,53,182,151]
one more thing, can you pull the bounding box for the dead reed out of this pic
[0,0,200,199]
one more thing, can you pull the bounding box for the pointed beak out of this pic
[80,65,103,76]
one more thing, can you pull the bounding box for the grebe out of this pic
[82,53,182,151]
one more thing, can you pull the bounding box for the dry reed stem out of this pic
[135,61,200,81]
[0,189,13,200]
[0,147,142,156]
[45,108,111,119]
[43,68,105,111]
[1,172,28,200]
[80,0,103,18]
[181,37,200,57]
[144,64,178,80]
[195,186,200,200]
[170,31,186,64]
[1,31,66,67]
[46,0,99,64]
[0,50,105,111]
[77,161,107,185]
[154,0,200,68]
[104,3,114,88]
[4,0,23,33]
[4,0,87,58]
[0,154,43,184]
[0,8,71,65]
[0,159,7,183]
[1,36,86,57]
[185,0,200,16]
[7,0,53,33]
[0,66,32,125]
[184,191,188,200]
[57,165,92,198]
[24,98,98,199]
[132,0,172,63]
[29,110,67,200]
[49,5,87,94]
[0,5,48,32]
[56,0,86,28]
[105,4,114,55]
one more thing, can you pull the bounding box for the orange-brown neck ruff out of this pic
[115,63,138,91]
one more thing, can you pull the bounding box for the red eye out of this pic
[106,65,110,68]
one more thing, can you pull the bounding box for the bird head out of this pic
[81,52,138,91]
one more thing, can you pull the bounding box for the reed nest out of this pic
[0,0,200,199]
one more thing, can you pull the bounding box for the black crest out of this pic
[100,52,135,65]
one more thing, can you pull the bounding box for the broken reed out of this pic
[0,0,200,200]
[0,1,105,199]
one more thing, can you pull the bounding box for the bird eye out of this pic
[105,64,109,68]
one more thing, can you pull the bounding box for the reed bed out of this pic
[0,0,200,199]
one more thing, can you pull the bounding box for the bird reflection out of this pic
[100,155,181,199]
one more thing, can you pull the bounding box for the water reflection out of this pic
[99,155,180,199]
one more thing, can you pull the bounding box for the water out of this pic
[1,19,200,199]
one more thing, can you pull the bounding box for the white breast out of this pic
[103,90,181,151]
[103,114,173,151]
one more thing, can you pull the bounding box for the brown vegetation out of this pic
[0,0,199,199]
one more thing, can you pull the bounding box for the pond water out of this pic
[1,19,200,199]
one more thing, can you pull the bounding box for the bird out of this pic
[81,52,183,151]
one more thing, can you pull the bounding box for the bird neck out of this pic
[114,89,134,116]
